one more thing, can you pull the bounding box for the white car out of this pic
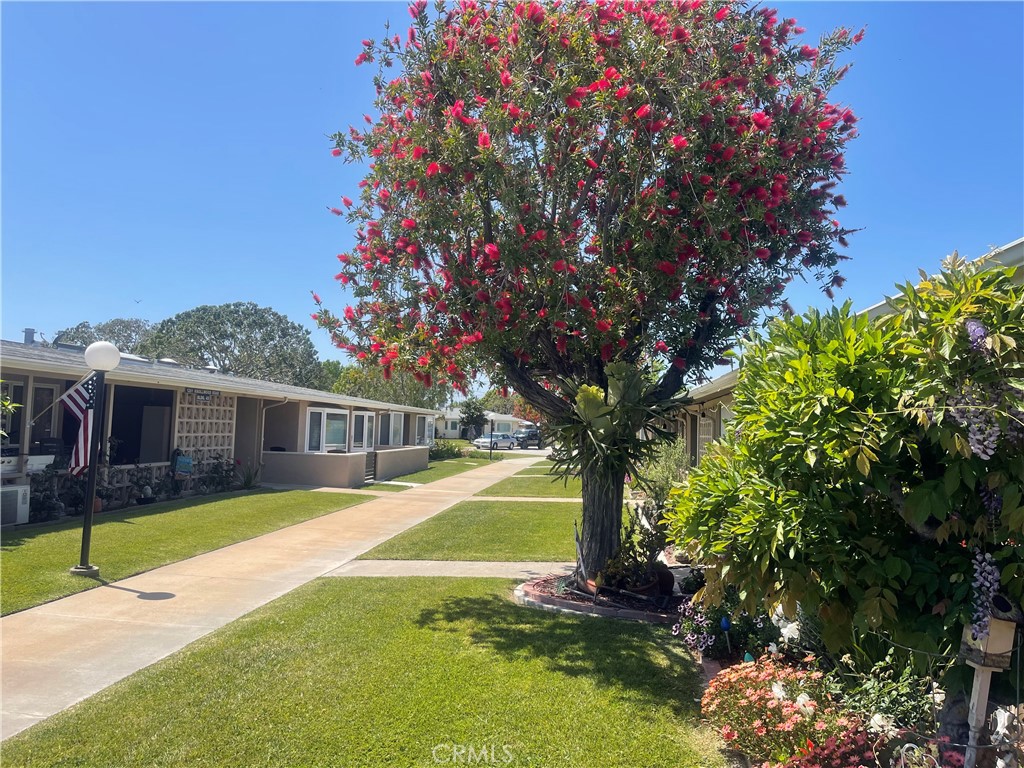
[473,433,517,450]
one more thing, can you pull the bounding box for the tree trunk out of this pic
[578,457,626,583]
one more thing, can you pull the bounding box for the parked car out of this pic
[472,433,517,450]
[513,427,543,449]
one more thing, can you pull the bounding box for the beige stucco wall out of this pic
[260,450,366,488]
[263,402,301,452]
[233,397,260,470]
[375,446,429,481]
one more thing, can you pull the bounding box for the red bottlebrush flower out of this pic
[614,85,630,99]
[421,71,433,87]
[671,135,688,150]
[656,261,676,275]
[796,230,814,245]
[565,95,582,109]
[672,357,687,370]
[310,314,319,322]
[751,111,772,131]
[654,340,669,353]
[331,148,342,157]
[475,289,490,302]
[354,53,369,66]
[401,218,417,229]
[500,70,513,87]
[714,7,730,21]
[426,162,440,177]
[671,26,690,42]
[607,266,618,275]
[527,2,545,23]
[344,306,356,320]
[604,66,620,80]
[329,207,343,216]
[800,45,819,59]
[412,145,427,160]
[586,157,599,169]
[721,146,735,161]
[755,247,771,260]
[408,0,427,18]
[478,131,491,149]
[552,260,568,272]
[417,355,430,367]
[698,174,713,185]
[554,320,568,330]
[595,319,612,332]
[635,104,652,119]
[342,196,353,207]
[484,243,500,260]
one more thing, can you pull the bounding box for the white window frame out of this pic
[305,408,350,453]
[414,415,436,446]
[351,411,375,452]
[390,412,404,446]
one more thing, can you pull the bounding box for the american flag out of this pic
[60,373,98,477]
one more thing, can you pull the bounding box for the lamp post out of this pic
[70,341,120,578]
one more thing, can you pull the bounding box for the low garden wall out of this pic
[261,451,366,488]
[375,446,429,481]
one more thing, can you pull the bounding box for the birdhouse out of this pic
[960,594,1022,670]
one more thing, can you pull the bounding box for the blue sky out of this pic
[3,1,1022,364]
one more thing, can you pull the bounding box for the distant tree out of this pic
[459,396,487,438]
[512,398,543,425]
[329,362,451,409]
[138,303,321,388]
[480,388,515,414]
[53,318,153,354]
[318,359,345,392]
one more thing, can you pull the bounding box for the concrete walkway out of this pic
[0,457,539,740]
[328,560,575,579]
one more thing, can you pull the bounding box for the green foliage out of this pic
[673,586,778,662]
[634,433,691,510]
[327,360,451,408]
[827,649,940,731]
[138,302,322,388]
[667,257,1024,652]
[458,396,487,436]
[428,438,462,460]
[0,381,20,440]
[53,318,153,354]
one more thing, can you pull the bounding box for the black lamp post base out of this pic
[69,564,100,578]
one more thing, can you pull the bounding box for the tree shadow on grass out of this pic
[416,593,704,717]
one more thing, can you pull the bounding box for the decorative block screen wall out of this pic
[174,390,236,466]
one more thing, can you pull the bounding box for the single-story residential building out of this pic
[674,237,1024,465]
[436,408,533,440]
[0,338,439,515]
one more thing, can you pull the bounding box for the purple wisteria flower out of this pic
[964,318,989,354]
[971,549,1001,641]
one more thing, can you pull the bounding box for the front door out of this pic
[352,412,375,452]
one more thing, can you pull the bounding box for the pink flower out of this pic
[426,162,440,177]
[635,104,652,119]
[671,135,688,150]
[751,112,772,131]
[654,340,669,353]
[329,207,343,216]
[331,148,342,157]
[401,218,417,229]
[714,6,730,21]
[478,131,491,149]
[312,292,321,304]
[614,85,630,99]
[800,45,819,59]
[341,196,353,207]
[412,145,427,160]
[500,70,513,87]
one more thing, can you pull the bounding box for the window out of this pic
[31,385,59,445]
[390,412,404,446]
[307,408,349,453]
[1,381,25,448]
[414,415,436,446]
[351,412,375,451]
[447,420,458,432]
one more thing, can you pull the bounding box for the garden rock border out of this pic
[513,576,677,624]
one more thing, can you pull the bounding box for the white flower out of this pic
[770,605,786,628]
[929,682,946,708]
[780,621,801,643]
[767,642,778,654]
[771,681,787,700]
[795,693,815,715]
[868,713,895,735]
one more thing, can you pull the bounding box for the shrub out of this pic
[827,648,941,732]
[464,450,504,461]
[672,587,777,661]
[667,257,1024,652]
[782,726,877,768]
[701,656,856,767]
[429,439,462,460]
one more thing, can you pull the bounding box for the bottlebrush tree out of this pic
[317,0,861,579]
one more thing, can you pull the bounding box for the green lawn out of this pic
[373,458,499,490]
[1,490,368,616]
[360,500,580,561]
[1,578,724,768]
[476,474,583,498]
